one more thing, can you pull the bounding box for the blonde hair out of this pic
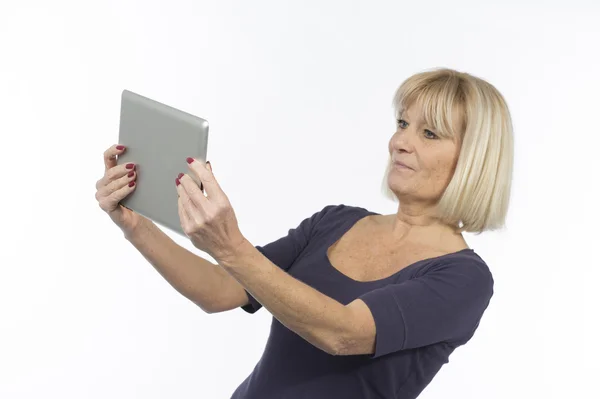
[381,68,514,234]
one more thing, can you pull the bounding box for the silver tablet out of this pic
[117,90,209,236]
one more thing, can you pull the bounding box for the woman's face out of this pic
[387,104,462,205]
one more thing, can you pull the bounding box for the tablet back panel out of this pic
[117,90,209,236]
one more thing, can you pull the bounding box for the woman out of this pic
[95,67,513,398]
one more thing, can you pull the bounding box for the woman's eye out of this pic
[424,130,438,139]
[396,119,408,128]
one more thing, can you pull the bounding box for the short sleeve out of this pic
[241,205,336,314]
[358,259,494,358]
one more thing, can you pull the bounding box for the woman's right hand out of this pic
[95,144,144,235]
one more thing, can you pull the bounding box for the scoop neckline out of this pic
[322,210,474,284]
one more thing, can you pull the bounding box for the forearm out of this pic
[219,239,351,354]
[124,218,235,312]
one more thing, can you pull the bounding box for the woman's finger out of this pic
[182,166,204,192]
[186,158,224,201]
[97,176,137,212]
[179,174,209,210]
[97,168,137,198]
[104,144,126,171]
[176,177,204,225]
[96,162,136,191]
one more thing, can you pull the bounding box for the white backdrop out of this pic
[1,1,599,398]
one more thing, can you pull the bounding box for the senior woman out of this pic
[95,67,513,399]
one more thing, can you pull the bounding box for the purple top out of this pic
[231,204,493,399]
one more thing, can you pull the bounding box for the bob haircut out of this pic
[381,68,514,234]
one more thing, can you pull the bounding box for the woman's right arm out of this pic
[124,217,250,313]
[96,144,248,314]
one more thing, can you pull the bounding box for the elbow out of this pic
[323,308,364,356]
[325,326,374,356]
[326,336,354,356]
[324,332,355,356]
[326,341,345,356]
[328,335,372,356]
[303,331,346,356]
[192,300,220,314]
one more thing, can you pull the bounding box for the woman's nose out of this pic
[391,129,414,153]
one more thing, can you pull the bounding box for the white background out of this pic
[1,0,599,398]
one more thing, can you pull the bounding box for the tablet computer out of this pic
[116,89,209,237]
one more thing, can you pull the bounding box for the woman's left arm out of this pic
[219,240,377,356]
[174,158,375,356]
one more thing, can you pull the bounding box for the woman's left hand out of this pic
[176,158,247,263]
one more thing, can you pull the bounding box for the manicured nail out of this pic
[116,145,125,150]
[175,178,181,186]
[126,163,135,169]
[186,157,194,164]
[128,171,134,178]
[128,181,135,187]
[200,183,204,191]
[177,172,184,179]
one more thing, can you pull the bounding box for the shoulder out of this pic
[309,204,378,229]
[421,250,494,299]
[313,203,378,221]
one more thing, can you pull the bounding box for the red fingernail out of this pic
[177,172,184,179]
[128,171,134,177]
[126,163,135,169]
[116,145,125,150]
[128,181,135,187]
[186,157,194,164]
[175,178,181,186]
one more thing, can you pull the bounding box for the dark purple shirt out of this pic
[231,204,493,399]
